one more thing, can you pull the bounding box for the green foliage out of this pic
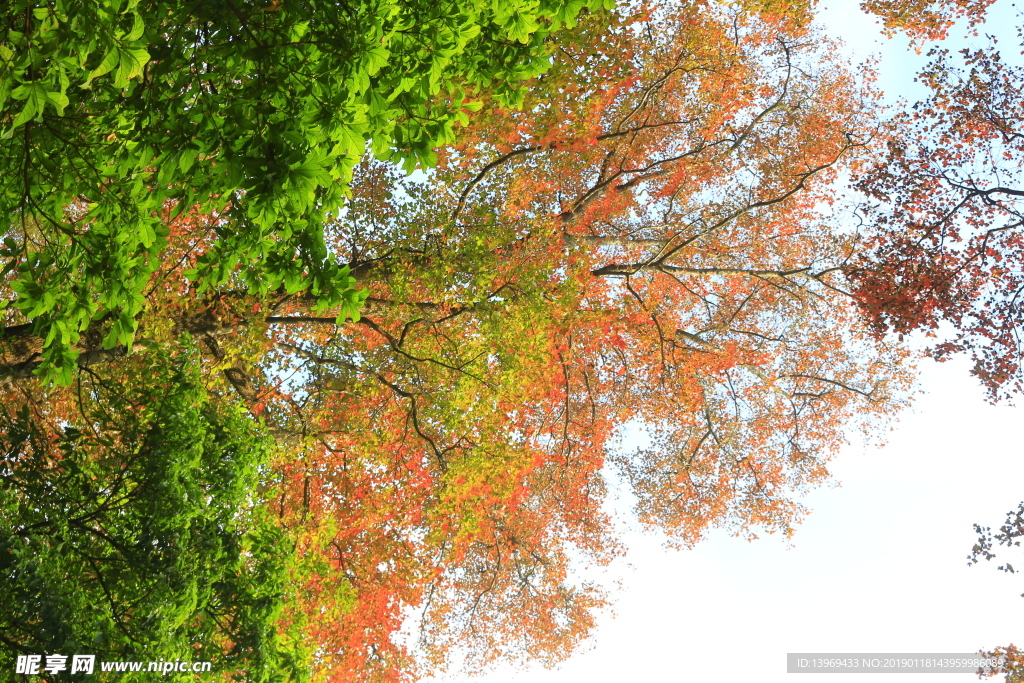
[0,351,308,681]
[0,0,611,382]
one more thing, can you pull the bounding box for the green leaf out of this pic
[46,91,69,116]
[127,12,145,41]
[82,49,118,88]
[113,47,149,88]
[289,21,310,40]
[363,46,390,75]
[138,220,157,248]
[9,97,38,128]
[178,148,197,173]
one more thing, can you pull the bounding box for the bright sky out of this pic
[431,2,1024,682]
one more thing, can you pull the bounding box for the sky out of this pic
[434,2,1024,682]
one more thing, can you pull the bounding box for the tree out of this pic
[0,1,917,681]
[847,30,1024,401]
[860,0,996,41]
[969,504,1024,682]
[190,4,911,678]
[0,349,307,682]
[0,0,610,383]
[843,8,1024,683]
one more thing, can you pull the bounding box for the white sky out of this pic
[433,2,1024,682]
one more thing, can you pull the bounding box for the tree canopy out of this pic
[2,0,997,681]
[0,0,611,383]
[850,28,1024,401]
[0,351,307,681]
[845,4,1024,680]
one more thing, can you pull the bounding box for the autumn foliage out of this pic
[251,4,913,679]
[849,36,1024,400]
[861,0,996,41]
[840,5,1024,679]
[0,1,943,682]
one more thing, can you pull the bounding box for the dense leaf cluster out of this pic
[0,351,304,681]
[0,0,609,382]
[0,0,994,681]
